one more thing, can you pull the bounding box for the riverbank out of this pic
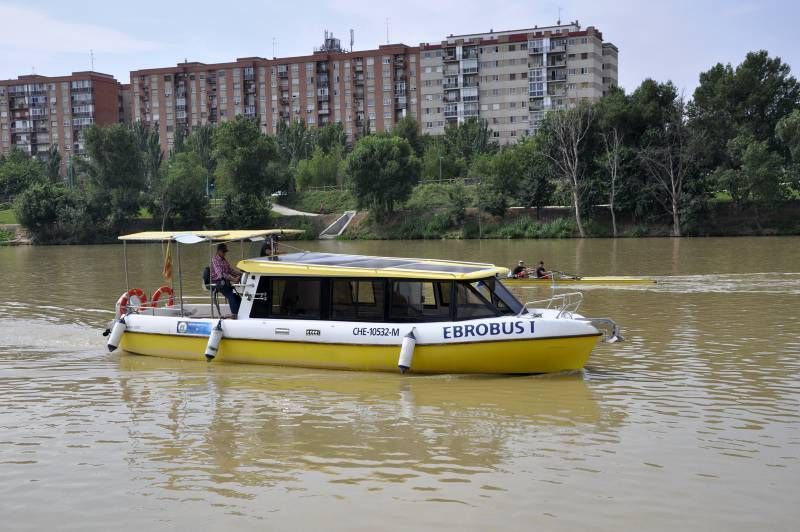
[337,201,800,240]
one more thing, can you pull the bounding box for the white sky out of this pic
[1,0,798,97]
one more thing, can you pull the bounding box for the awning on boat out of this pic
[238,252,509,280]
[118,229,305,242]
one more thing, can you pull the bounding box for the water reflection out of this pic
[116,354,621,500]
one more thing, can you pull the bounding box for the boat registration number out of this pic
[352,327,400,337]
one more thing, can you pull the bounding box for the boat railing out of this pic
[517,291,583,319]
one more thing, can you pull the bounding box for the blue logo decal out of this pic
[177,321,212,335]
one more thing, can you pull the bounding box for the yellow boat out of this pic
[105,230,623,374]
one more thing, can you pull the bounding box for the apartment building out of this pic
[130,34,421,154]
[0,72,122,167]
[420,23,618,143]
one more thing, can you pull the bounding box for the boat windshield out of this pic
[472,277,523,315]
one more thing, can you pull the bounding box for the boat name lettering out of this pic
[443,321,533,339]
[176,321,212,335]
[352,327,400,337]
[305,329,321,336]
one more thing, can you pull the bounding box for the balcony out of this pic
[549,42,567,53]
[395,97,407,109]
[443,49,457,62]
[547,57,566,68]
[463,108,479,118]
[444,106,458,118]
[548,72,567,82]
[318,107,330,115]
[443,78,459,90]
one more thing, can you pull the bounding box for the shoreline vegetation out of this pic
[2,50,799,245]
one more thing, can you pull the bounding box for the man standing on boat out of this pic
[211,243,241,317]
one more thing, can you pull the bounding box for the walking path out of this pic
[271,203,319,216]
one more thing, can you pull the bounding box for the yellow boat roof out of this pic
[239,252,509,280]
[119,229,304,242]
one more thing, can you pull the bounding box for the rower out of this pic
[511,260,528,279]
[535,261,550,279]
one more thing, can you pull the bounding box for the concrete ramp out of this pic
[319,210,357,239]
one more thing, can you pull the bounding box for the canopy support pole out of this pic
[123,241,129,291]
[177,241,184,317]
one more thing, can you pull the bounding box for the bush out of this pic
[219,193,272,229]
[14,183,94,242]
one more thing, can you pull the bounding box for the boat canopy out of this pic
[118,229,305,242]
[238,252,509,280]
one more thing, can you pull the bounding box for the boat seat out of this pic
[202,266,223,317]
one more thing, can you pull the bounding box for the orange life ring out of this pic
[151,286,174,307]
[117,288,148,317]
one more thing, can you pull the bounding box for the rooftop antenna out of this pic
[385,18,389,44]
[272,37,277,59]
[350,29,354,52]
[90,49,94,71]
[557,7,562,25]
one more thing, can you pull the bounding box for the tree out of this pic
[444,117,497,164]
[295,147,341,189]
[542,103,594,238]
[152,151,208,230]
[690,51,800,172]
[0,148,44,198]
[13,182,89,242]
[276,119,314,166]
[347,135,420,218]
[213,116,285,196]
[776,109,800,191]
[715,134,786,229]
[82,124,146,230]
[595,88,633,236]
[638,99,696,237]
[314,122,348,155]
[133,121,163,189]
[170,124,187,157]
[187,124,215,196]
[513,136,554,217]
[393,116,423,156]
[44,146,61,183]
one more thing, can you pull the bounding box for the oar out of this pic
[551,270,582,280]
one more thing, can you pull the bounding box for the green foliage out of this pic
[689,51,800,172]
[716,134,786,204]
[347,135,421,218]
[276,119,315,166]
[444,117,498,164]
[82,124,146,231]
[0,207,16,224]
[187,124,215,196]
[484,217,577,239]
[295,147,342,190]
[44,146,61,182]
[281,189,357,214]
[393,116,423,156]
[13,182,91,242]
[314,122,348,155]
[214,116,287,195]
[0,148,44,197]
[421,141,464,181]
[219,192,272,229]
[152,151,208,230]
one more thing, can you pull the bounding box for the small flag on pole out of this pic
[162,242,173,282]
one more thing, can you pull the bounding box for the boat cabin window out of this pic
[270,278,321,319]
[331,279,385,320]
[389,281,451,321]
[472,277,520,315]
[455,282,500,319]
